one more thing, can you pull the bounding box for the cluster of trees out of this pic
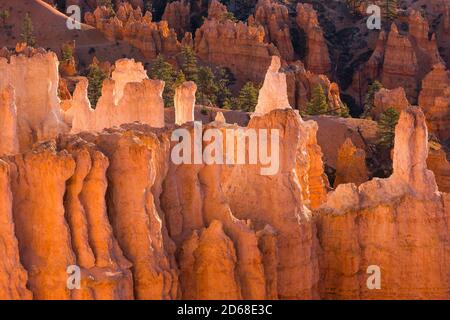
[362,80,399,150]
[304,85,350,117]
[148,46,260,112]
[345,0,398,21]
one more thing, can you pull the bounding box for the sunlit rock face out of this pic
[194,5,277,84]
[316,107,449,300]
[0,50,68,151]
[0,86,19,155]
[253,56,291,117]
[69,59,165,133]
[174,81,197,125]
[85,3,182,59]
[333,138,369,188]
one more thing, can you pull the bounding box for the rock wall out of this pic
[85,3,182,59]
[296,3,331,76]
[316,106,449,299]
[195,6,277,84]
[0,49,67,151]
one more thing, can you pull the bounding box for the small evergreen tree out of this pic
[378,107,400,149]
[382,0,398,21]
[21,13,36,47]
[173,70,186,88]
[216,68,233,108]
[197,66,218,106]
[149,54,177,107]
[61,45,74,63]
[87,61,108,108]
[180,46,199,83]
[305,85,329,115]
[363,80,383,118]
[97,0,113,9]
[235,82,259,112]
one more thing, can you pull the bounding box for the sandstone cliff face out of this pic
[316,106,449,299]
[162,0,191,37]
[372,87,410,120]
[0,49,67,151]
[0,86,19,156]
[283,61,345,112]
[195,8,277,84]
[251,0,294,62]
[427,147,450,193]
[334,138,369,188]
[85,3,182,59]
[0,50,448,300]
[418,63,450,141]
[69,59,165,133]
[352,10,443,104]
[296,3,331,75]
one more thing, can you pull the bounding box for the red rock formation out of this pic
[0,49,68,151]
[0,86,19,155]
[317,106,449,299]
[85,3,182,59]
[162,0,191,37]
[195,11,277,84]
[373,87,410,120]
[427,146,450,193]
[351,10,443,104]
[0,160,32,300]
[251,0,294,61]
[296,3,331,75]
[333,138,369,188]
[381,24,419,100]
[418,63,450,141]
[283,61,345,112]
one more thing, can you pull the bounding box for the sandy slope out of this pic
[0,0,145,67]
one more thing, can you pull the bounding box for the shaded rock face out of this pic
[418,63,450,141]
[334,138,369,188]
[251,0,294,62]
[283,61,345,112]
[373,87,410,120]
[427,147,450,193]
[195,8,277,84]
[0,50,68,151]
[85,3,182,59]
[162,0,191,37]
[295,3,331,76]
[317,107,449,299]
[352,10,442,104]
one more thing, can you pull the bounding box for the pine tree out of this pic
[173,70,186,88]
[216,68,233,108]
[197,66,218,106]
[180,46,199,83]
[378,107,400,149]
[149,54,177,107]
[382,0,398,21]
[305,85,329,115]
[363,80,383,119]
[97,0,113,9]
[87,61,108,108]
[235,82,259,112]
[0,9,10,26]
[21,13,36,47]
